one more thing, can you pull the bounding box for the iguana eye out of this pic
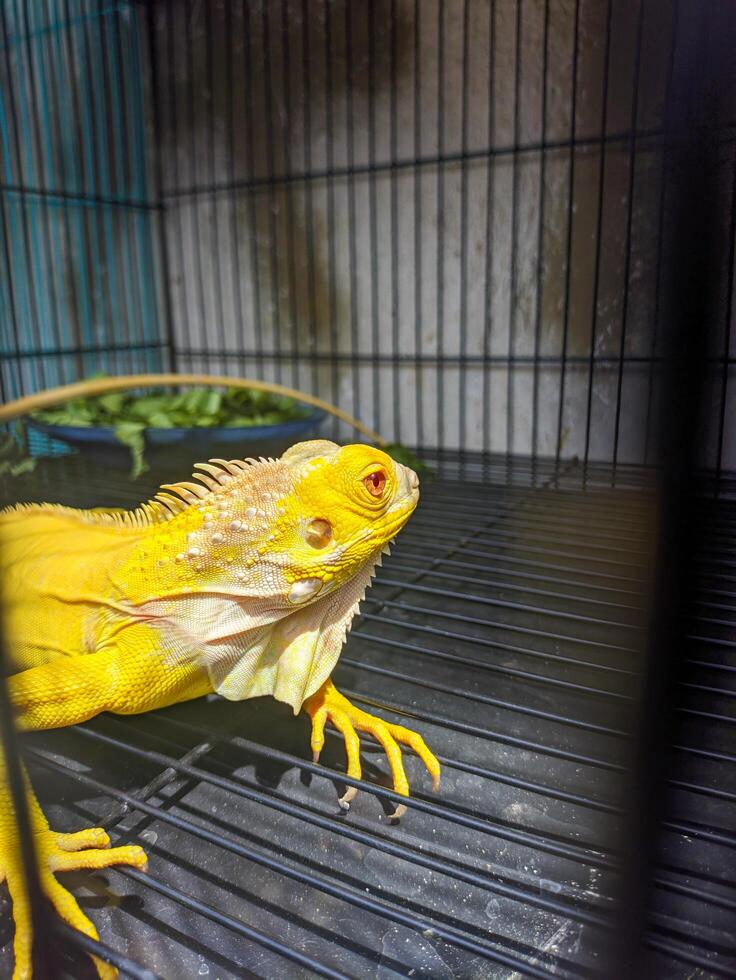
[306,518,332,548]
[363,470,386,498]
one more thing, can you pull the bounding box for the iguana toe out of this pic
[304,678,440,817]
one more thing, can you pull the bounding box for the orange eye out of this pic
[363,470,387,498]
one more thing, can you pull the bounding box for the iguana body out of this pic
[0,440,439,978]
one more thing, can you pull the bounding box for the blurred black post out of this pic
[613,2,736,977]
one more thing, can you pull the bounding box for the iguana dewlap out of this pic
[0,440,439,979]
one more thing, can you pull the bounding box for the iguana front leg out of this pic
[2,638,209,979]
[0,760,146,980]
[304,678,441,818]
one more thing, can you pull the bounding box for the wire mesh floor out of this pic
[0,453,733,978]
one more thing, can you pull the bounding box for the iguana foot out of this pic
[304,679,440,818]
[1,821,147,979]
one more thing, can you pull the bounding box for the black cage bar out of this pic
[1,1,735,978]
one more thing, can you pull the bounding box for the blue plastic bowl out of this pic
[27,409,327,472]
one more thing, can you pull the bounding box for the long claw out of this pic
[389,802,408,821]
[338,785,358,810]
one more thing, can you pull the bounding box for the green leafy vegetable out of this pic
[31,384,315,478]
[97,392,125,415]
[33,386,312,432]
[29,382,429,483]
[0,431,36,478]
[113,422,147,480]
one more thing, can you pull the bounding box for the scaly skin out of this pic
[0,440,439,977]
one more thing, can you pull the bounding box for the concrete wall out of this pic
[146,0,735,466]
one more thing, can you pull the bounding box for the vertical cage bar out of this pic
[531,0,550,469]
[89,0,128,374]
[0,2,45,393]
[301,0,319,396]
[203,0,227,374]
[165,0,194,363]
[345,0,361,441]
[222,0,243,381]
[555,0,580,469]
[436,0,445,461]
[19,0,68,386]
[145,0,176,372]
[715,148,736,492]
[324,0,340,439]
[11,0,53,384]
[507,0,522,461]
[481,0,496,470]
[458,0,470,470]
[583,0,613,478]
[0,28,35,396]
[108,0,145,369]
[0,165,22,399]
[242,0,265,379]
[644,1,679,468]
[279,0,301,395]
[612,0,645,479]
[367,0,381,438]
[259,0,282,386]
[84,0,123,375]
[183,0,207,375]
[413,0,423,452]
[39,0,78,384]
[118,0,152,369]
[95,0,133,374]
[0,220,20,400]
[389,0,400,445]
[127,0,161,374]
[67,0,104,378]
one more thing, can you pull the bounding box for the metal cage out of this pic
[0,1,735,978]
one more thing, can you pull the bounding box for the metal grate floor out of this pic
[0,454,733,978]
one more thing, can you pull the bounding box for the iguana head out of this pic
[123,439,418,601]
[273,440,419,602]
[119,440,419,709]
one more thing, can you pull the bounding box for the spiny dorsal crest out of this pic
[2,441,342,531]
[116,456,281,528]
[87,440,341,529]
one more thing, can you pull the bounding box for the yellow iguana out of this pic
[0,440,439,978]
